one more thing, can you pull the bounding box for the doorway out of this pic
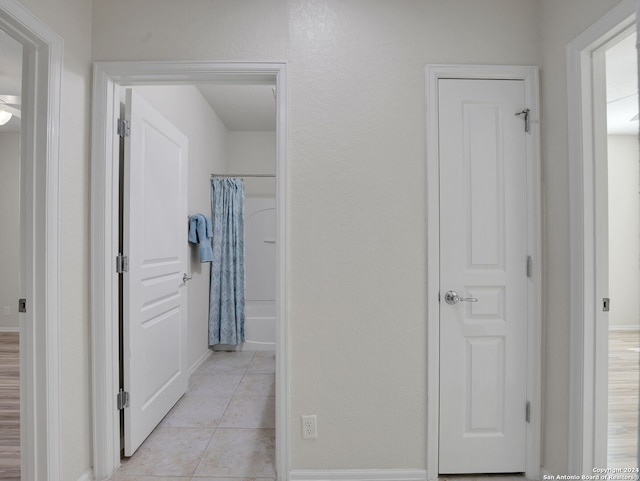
[425,64,542,480]
[603,28,638,469]
[0,26,22,480]
[566,1,637,472]
[90,62,289,481]
[0,3,62,479]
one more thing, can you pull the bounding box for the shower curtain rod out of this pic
[211,173,275,178]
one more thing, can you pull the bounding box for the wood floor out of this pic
[0,332,19,481]
[608,330,639,469]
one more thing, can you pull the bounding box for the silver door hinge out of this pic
[117,118,130,138]
[117,389,130,410]
[18,298,26,313]
[116,254,129,273]
[526,256,533,278]
[525,401,531,423]
[603,298,610,312]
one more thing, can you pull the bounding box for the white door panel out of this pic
[438,79,528,473]
[123,88,189,456]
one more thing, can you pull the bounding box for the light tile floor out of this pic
[108,334,639,480]
[110,350,276,481]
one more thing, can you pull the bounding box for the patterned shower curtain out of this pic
[209,178,245,345]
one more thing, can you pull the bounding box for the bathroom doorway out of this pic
[90,62,289,481]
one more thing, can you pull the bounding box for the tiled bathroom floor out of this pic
[110,350,276,481]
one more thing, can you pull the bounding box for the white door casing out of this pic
[426,64,541,480]
[566,1,636,473]
[438,79,529,473]
[91,62,289,480]
[0,2,63,479]
[123,88,189,455]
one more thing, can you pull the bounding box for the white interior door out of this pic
[123,88,189,456]
[438,79,529,473]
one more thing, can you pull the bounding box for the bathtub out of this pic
[243,300,276,351]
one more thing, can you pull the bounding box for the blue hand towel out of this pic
[188,214,214,262]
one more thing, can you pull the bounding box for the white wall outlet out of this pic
[301,414,317,439]
[3,306,9,316]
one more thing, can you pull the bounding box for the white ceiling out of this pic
[196,83,276,132]
[606,32,638,135]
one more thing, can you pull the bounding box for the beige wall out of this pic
[93,0,540,470]
[8,0,631,477]
[227,131,276,198]
[0,132,20,330]
[608,134,640,330]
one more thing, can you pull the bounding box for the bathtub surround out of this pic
[244,197,277,351]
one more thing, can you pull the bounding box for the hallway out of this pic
[110,350,275,480]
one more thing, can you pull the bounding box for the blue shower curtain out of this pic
[209,178,245,345]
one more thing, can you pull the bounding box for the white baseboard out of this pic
[290,469,428,481]
[609,325,640,332]
[0,326,19,333]
[188,348,212,377]
[76,468,94,481]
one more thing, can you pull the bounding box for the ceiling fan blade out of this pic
[0,104,21,118]
[0,94,20,106]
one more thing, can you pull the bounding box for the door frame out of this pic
[425,64,542,480]
[0,1,63,479]
[90,61,289,480]
[566,0,636,473]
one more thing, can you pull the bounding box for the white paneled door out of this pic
[438,79,529,473]
[123,88,189,456]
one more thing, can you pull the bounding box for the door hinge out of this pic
[18,298,26,313]
[526,256,533,278]
[117,118,130,138]
[117,388,130,410]
[515,108,531,133]
[525,401,531,423]
[116,254,129,273]
[603,297,610,312]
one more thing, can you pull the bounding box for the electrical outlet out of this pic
[3,306,9,316]
[301,414,317,439]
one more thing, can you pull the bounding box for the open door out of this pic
[122,88,189,456]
